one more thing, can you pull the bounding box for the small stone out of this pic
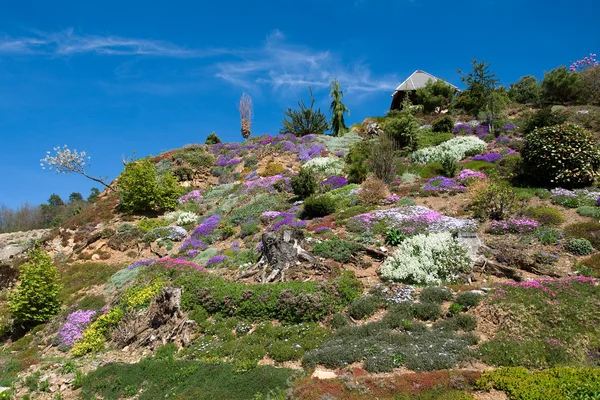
[91,254,100,261]
[312,370,337,380]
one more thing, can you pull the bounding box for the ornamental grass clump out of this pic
[522,123,600,187]
[380,232,473,285]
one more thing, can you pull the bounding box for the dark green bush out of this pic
[119,159,181,213]
[541,66,583,105]
[431,116,455,133]
[380,303,414,329]
[508,75,541,104]
[385,228,406,246]
[347,296,380,320]
[383,112,418,151]
[413,302,442,321]
[524,206,564,226]
[415,79,456,113]
[9,248,61,325]
[172,147,215,169]
[290,167,317,199]
[567,238,594,256]
[455,291,483,309]
[312,237,361,263]
[415,130,453,150]
[448,303,464,316]
[205,132,222,145]
[363,355,396,373]
[329,313,350,329]
[522,123,600,187]
[301,195,336,219]
[435,315,477,332]
[496,154,523,180]
[419,287,453,304]
[345,141,371,184]
[564,221,600,249]
[521,107,569,134]
[462,160,499,174]
[419,162,445,178]
[280,88,329,136]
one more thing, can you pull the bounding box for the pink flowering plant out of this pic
[490,218,539,234]
[55,309,97,350]
[481,276,600,368]
[457,169,486,185]
[423,177,467,194]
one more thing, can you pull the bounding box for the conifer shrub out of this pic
[9,248,62,325]
[301,195,336,219]
[567,238,594,256]
[522,123,600,187]
[347,296,380,320]
[291,167,317,199]
[383,113,419,151]
[344,141,371,184]
[431,116,455,133]
[312,237,361,263]
[524,206,564,226]
[205,132,221,145]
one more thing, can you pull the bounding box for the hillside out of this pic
[2,103,600,399]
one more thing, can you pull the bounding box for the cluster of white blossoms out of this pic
[41,145,90,174]
[411,136,486,165]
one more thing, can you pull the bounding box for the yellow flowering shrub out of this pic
[121,280,165,311]
[71,307,124,356]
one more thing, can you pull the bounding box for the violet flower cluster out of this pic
[453,124,473,134]
[490,218,539,234]
[472,148,517,163]
[244,175,290,193]
[423,177,467,193]
[386,194,401,204]
[127,258,156,270]
[314,226,331,233]
[320,176,348,191]
[457,169,486,182]
[57,309,97,347]
[178,190,204,204]
[351,205,477,235]
[205,255,227,267]
[260,211,307,231]
[179,214,221,252]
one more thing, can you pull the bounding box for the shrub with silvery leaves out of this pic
[411,136,487,165]
[380,232,472,285]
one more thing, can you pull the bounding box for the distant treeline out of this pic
[0,189,100,233]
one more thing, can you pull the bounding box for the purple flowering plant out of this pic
[423,177,467,193]
[453,124,473,135]
[320,176,348,191]
[205,255,227,267]
[57,309,97,348]
[490,218,539,234]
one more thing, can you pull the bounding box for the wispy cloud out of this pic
[215,30,397,94]
[0,28,202,58]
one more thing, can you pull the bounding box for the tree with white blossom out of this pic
[41,145,115,191]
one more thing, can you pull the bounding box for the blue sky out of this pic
[1,0,599,208]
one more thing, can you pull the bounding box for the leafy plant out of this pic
[313,237,362,263]
[344,141,371,184]
[455,291,482,309]
[281,87,328,136]
[541,66,583,105]
[508,75,541,104]
[358,175,390,205]
[415,80,457,113]
[413,302,442,321]
[301,195,336,219]
[9,248,62,326]
[383,112,419,151]
[347,296,380,320]
[431,115,455,133]
[524,206,564,226]
[471,179,519,220]
[369,133,399,183]
[567,238,594,256]
[385,228,406,246]
[420,287,453,304]
[290,167,317,199]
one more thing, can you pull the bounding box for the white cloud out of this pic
[214,30,397,94]
[0,28,202,58]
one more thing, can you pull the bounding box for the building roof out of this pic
[392,70,459,96]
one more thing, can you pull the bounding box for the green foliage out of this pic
[312,237,361,263]
[80,360,296,400]
[577,206,600,219]
[523,123,600,187]
[440,152,458,177]
[119,158,182,213]
[454,57,500,117]
[419,162,446,178]
[524,206,564,226]
[9,248,61,325]
[415,130,453,150]
[61,262,123,303]
[581,65,600,105]
[205,132,222,145]
[535,227,563,245]
[301,194,336,219]
[172,268,362,323]
[496,154,523,180]
[329,313,350,329]
[567,238,594,256]
[420,287,453,304]
[385,228,406,246]
[345,141,371,184]
[435,314,477,332]
[431,115,455,133]
[542,66,583,105]
[72,307,124,356]
[228,194,286,226]
[77,295,106,311]
[413,302,442,321]
[239,220,259,238]
[476,367,600,400]
[471,180,519,220]
[347,295,380,320]
[172,146,215,169]
[509,75,541,104]
[137,218,169,233]
[455,291,483,309]
[329,79,350,137]
[219,225,236,240]
[281,87,329,136]
[521,107,569,134]
[415,79,457,113]
[383,112,419,151]
[290,167,317,199]
[121,280,164,311]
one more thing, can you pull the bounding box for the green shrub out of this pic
[521,106,569,134]
[431,116,455,133]
[564,221,600,249]
[541,66,583,105]
[301,195,336,219]
[172,147,215,169]
[576,206,600,219]
[415,130,453,150]
[347,296,380,320]
[312,237,361,263]
[385,228,406,246]
[448,303,464,316]
[496,154,523,180]
[290,167,317,199]
[9,248,61,325]
[281,88,329,136]
[228,194,286,226]
[455,291,483,309]
[218,225,236,240]
[413,302,442,321]
[363,355,396,373]
[419,162,445,178]
[239,220,259,238]
[440,152,458,177]
[471,180,518,220]
[523,123,600,187]
[345,141,371,184]
[119,159,182,213]
[524,206,564,226]
[137,218,169,233]
[420,287,453,304]
[205,132,222,145]
[415,79,456,113]
[77,295,106,311]
[380,232,472,285]
[462,160,498,174]
[508,75,541,104]
[330,313,350,329]
[260,162,286,177]
[383,112,419,151]
[435,315,477,332]
[567,238,594,256]
[476,367,600,400]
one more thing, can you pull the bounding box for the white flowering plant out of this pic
[163,210,199,226]
[411,136,487,165]
[303,157,345,176]
[380,232,472,285]
[41,145,114,190]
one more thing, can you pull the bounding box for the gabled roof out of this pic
[392,70,459,96]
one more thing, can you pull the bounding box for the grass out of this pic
[58,262,123,304]
[80,359,297,400]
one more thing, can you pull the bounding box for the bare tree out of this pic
[238,93,253,140]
